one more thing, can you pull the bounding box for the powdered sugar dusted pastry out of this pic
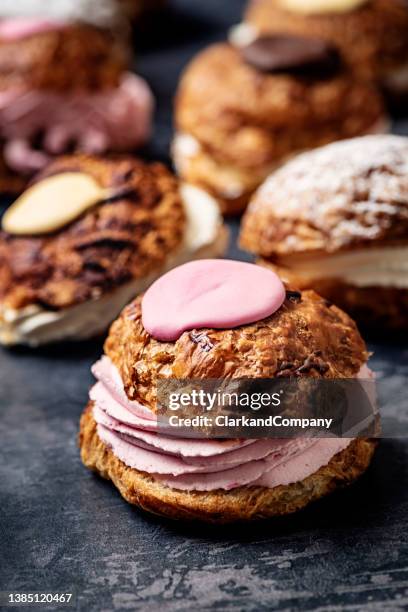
[0,156,227,346]
[0,16,153,193]
[240,134,408,331]
[244,0,408,99]
[79,259,376,523]
[173,37,387,215]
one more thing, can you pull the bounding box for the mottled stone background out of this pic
[0,1,407,610]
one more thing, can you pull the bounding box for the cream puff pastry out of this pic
[80,259,376,523]
[0,13,152,193]
[0,156,227,346]
[240,134,408,331]
[173,36,387,215]
[243,0,408,100]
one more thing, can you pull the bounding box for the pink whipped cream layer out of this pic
[90,356,360,492]
[0,18,67,40]
[0,73,153,174]
[142,260,286,342]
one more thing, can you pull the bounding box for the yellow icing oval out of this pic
[279,0,368,15]
[2,172,108,236]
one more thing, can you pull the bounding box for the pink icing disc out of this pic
[0,18,66,41]
[142,259,286,341]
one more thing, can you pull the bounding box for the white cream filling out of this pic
[172,132,266,199]
[0,0,120,26]
[0,185,228,346]
[172,133,202,171]
[228,23,259,48]
[279,246,408,288]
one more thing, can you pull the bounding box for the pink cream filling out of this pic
[90,357,362,492]
[0,73,153,174]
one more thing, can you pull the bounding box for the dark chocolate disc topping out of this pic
[241,34,340,77]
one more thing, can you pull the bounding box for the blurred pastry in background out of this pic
[80,259,376,523]
[116,0,167,22]
[173,36,387,215]
[0,0,122,28]
[240,134,408,332]
[0,155,227,346]
[0,15,153,193]
[243,0,408,104]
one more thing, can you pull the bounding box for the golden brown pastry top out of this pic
[175,43,384,171]
[245,0,408,80]
[240,135,408,257]
[105,288,368,409]
[0,155,185,310]
[0,24,129,92]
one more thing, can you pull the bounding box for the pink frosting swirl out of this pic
[0,73,153,174]
[89,357,356,492]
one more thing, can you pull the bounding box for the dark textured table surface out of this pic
[0,2,407,611]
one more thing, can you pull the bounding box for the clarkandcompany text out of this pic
[168,415,334,429]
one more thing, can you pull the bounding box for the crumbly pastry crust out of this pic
[260,260,408,332]
[104,288,368,409]
[245,0,408,81]
[79,406,377,523]
[174,43,385,214]
[240,135,408,257]
[0,155,185,310]
[0,24,128,92]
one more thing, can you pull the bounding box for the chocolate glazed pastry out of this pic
[173,34,387,215]
[241,34,340,76]
[240,134,408,332]
[80,260,377,523]
[244,0,408,107]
